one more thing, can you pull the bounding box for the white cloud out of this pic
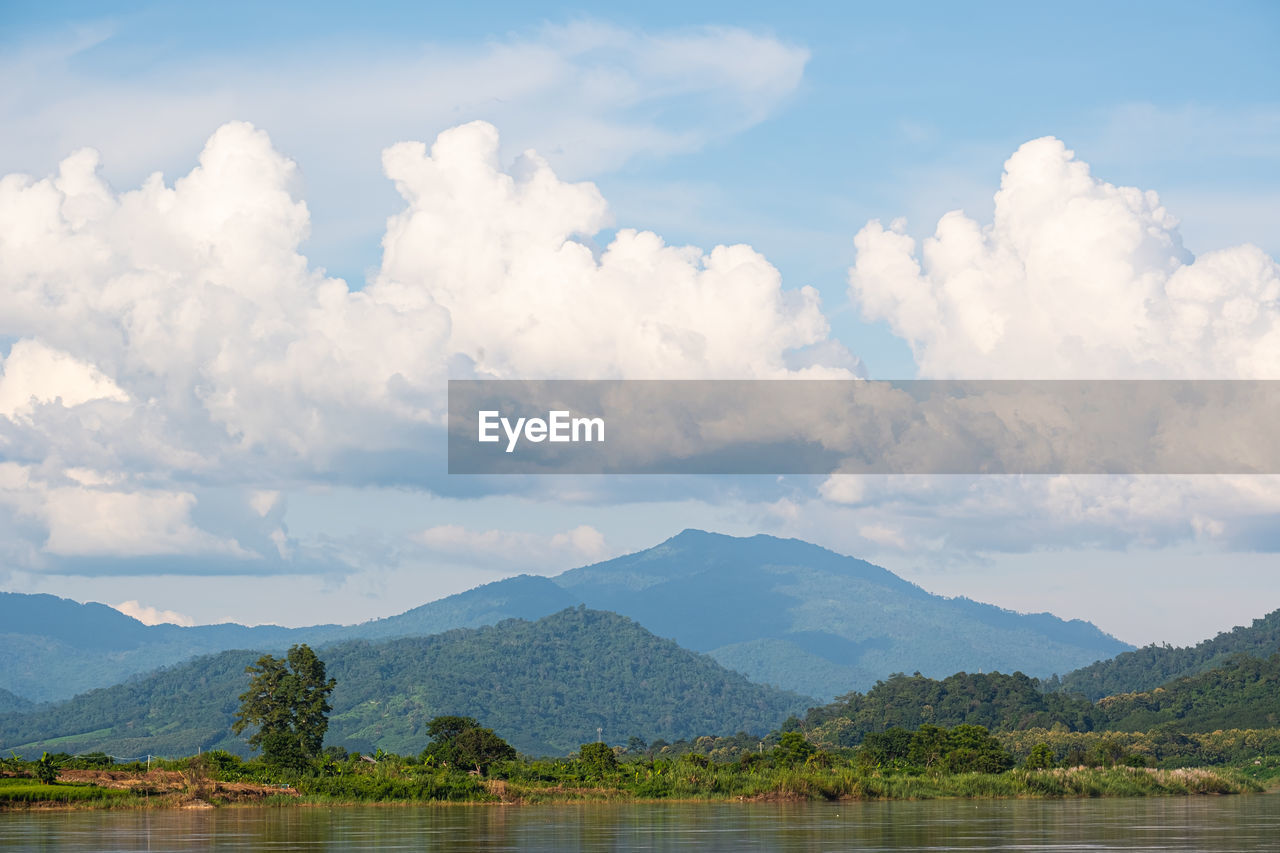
[856,523,907,550]
[0,118,849,566]
[850,136,1280,379]
[249,490,281,517]
[0,339,128,421]
[0,21,809,283]
[373,120,852,379]
[110,599,195,627]
[839,139,1280,554]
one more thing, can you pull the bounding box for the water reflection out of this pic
[2,795,1277,851]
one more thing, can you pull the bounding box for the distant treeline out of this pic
[802,653,1280,746]
[1051,609,1280,700]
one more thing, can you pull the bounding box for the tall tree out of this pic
[233,644,336,768]
[421,715,516,774]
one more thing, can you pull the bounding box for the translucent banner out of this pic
[447,380,1280,475]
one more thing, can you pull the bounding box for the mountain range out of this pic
[0,530,1133,704]
[3,529,1279,760]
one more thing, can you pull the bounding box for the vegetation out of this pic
[0,608,807,758]
[420,716,516,773]
[1054,608,1280,700]
[0,688,32,715]
[232,644,336,769]
[1092,653,1280,731]
[802,659,1280,746]
[995,727,1280,769]
[1,719,1260,811]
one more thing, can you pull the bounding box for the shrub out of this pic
[579,742,619,777]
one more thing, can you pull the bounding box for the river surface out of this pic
[2,795,1277,851]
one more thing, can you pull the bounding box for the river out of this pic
[2,795,1277,851]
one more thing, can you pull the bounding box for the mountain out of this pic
[0,592,327,703]
[344,574,577,641]
[0,608,809,758]
[534,531,1131,699]
[0,531,1134,703]
[0,687,32,714]
[1055,608,1280,700]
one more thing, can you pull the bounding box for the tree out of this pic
[421,715,516,774]
[34,752,58,785]
[579,741,618,776]
[775,731,815,765]
[1025,742,1056,769]
[232,644,336,769]
[942,724,1014,774]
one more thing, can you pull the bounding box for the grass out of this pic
[1232,755,1280,789]
[477,764,1261,804]
[0,762,1261,810]
[0,778,131,805]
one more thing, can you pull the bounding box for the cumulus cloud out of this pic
[0,120,848,566]
[0,339,129,421]
[110,599,195,627]
[1,21,809,280]
[805,474,1280,553]
[837,138,1280,555]
[850,137,1280,379]
[374,121,848,379]
[0,463,248,559]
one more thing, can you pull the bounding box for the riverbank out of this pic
[1,765,1262,811]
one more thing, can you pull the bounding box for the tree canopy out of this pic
[232,644,336,768]
[421,715,516,774]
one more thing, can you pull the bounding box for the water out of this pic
[2,795,1277,851]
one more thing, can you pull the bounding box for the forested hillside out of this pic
[1055,609,1280,700]
[806,671,1098,745]
[0,608,808,758]
[804,657,1280,746]
[0,687,32,715]
[1094,654,1280,731]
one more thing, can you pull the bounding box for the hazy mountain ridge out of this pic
[0,530,1134,703]
[536,531,1132,698]
[0,608,809,758]
[0,592,332,703]
[0,687,32,714]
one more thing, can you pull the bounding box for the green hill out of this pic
[1056,609,1280,700]
[806,671,1099,745]
[0,608,808,758]
[804,656,1280,746]
[1095,653,1280,731]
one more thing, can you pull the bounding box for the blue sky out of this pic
[1,1,1277,643]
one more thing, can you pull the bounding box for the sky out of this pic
[1,0,1278,646]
